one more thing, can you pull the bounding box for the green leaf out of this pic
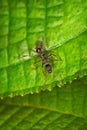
[0,1,87,129]
[0,1,87,96]
[0,75,87,129]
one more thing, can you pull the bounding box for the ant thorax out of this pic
[41,55,48,65]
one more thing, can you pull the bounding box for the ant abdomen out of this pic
[45,64,52,73]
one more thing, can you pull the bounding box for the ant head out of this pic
[46,64,52,73]
[35,45,42,53]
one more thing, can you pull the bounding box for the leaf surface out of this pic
[0,0,87,96]
[0,75,87,130]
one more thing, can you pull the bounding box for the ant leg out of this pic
[21,54,39,60]
[46,55,54,63]
[42,62,44,67]
[32,49,36,53]
[47,53,62,61]
[34,59,41,65]
[33,58,41,71]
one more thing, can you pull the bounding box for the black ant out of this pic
[21,38,62,88]
[22,37,61,75]
[35,41,52,73]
